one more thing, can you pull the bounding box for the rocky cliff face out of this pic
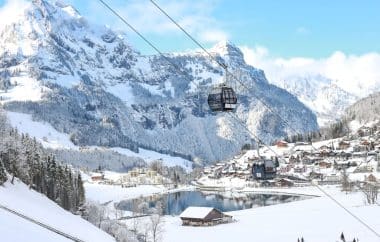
[0,0,318,163]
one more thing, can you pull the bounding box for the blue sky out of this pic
[0,0,379,58]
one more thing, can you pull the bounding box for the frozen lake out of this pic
[117,190,308,215]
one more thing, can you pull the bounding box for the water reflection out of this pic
[117,191,308,215]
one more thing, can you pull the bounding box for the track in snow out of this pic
[0,204,85,242]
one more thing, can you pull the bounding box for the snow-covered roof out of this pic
[180,206,215,219]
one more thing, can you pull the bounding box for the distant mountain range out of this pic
[269,74,358,126]
[0,0,318,163]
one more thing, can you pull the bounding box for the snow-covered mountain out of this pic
[0,0,318,163]
[345,91,380,124]
[270,74,358,126]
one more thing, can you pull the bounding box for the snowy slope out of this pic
[6,111,192,170]
[7,111,77,149]
[0,179,115,242]
[0,209,71,242]
[111,147,193,171]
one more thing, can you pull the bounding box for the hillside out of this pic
[345,91,380,123]
[0,179,115,242]
[0,0,318,163]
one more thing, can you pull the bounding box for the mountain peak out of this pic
[210,40,239,54]
[29,0,84,22]
[209,40,245,64]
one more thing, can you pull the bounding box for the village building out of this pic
[318,145,331,151]
[309,171,323,180]
[353,145,368,152]
[276,178,294,187]
[180,207,233,226]
[354,165,374,173]
[338,141,351,150]
[293,165,307,173]
[321,174,341,185]
[120,168,166,185]
[278,164,292,173]
[276,140,288,148]
[365,174,378,183]
[91,172,104,182]
[318,161,332,169]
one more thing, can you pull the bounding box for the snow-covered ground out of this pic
[111,147,193,171]
[162,186,380,242]
[84,183,167,204]
[7,111,78,150]
[0,208,72,242]
[0,75,44,104]
[0,179,115,242]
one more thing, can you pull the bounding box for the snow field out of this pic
[0,179,115,242]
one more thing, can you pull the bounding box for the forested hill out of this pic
[345,92,380,123]
[0,109,85,212]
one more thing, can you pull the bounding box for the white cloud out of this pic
[0,0,30,31]
[240,46,380,97]
[199,29,228,43]
[71,0,228,45]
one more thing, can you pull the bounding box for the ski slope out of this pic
[0,179,115,242]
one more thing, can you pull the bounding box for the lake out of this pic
[117,190,308,215]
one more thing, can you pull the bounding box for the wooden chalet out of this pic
[276,140,289,148]
[309,171,323,180]
[276,178,294,187]
[91,173,104,182]
[318,145,331,151]
[293,165,307,173]
[365,174,378,183]
[180,207,232,226]
[338,141,350,150]
[318,161,332,168]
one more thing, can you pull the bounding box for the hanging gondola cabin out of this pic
[207,85,237,112]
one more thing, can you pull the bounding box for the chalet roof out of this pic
[91,172,103,177]
[180,207,216,219]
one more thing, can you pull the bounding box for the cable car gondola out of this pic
[207,84,237,112]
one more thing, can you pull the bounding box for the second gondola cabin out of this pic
[207,85,237,112]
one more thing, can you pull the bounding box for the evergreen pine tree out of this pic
[0,160,7,185]
[76,173,85,208]
[340,232,345,242]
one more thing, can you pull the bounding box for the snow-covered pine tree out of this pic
[76,173,85,208]
[0,109,85,211]
[0,160,7,185]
